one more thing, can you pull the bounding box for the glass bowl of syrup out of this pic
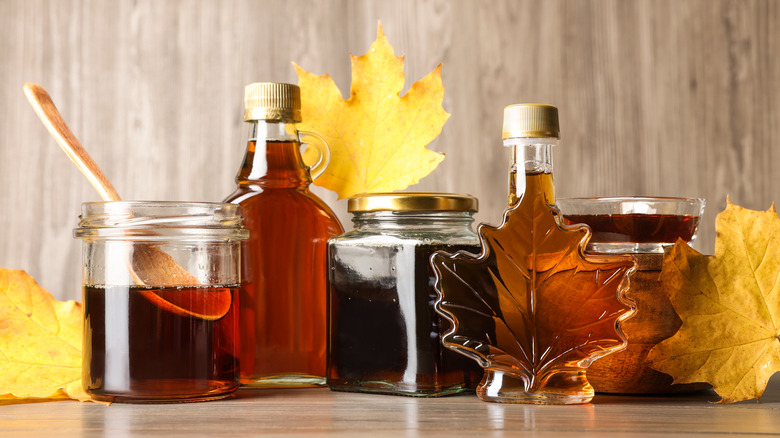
[557,197,705,254]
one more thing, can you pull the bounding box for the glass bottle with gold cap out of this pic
[504,103,558,207]
[431,104,636,404]
[224,82,343,387]
[327,193,484,396]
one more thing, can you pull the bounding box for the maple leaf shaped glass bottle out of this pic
[431,104,636,404]
[224,83,344,387]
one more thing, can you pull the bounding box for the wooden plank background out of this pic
[1,0,778,302]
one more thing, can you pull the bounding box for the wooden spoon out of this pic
[23,83,121,202]
[22,83,214,308]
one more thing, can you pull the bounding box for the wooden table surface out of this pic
[2,377,779,437]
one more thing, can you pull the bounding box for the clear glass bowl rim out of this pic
[556,196,705,215]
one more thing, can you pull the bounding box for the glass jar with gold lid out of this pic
[326,192,484,396]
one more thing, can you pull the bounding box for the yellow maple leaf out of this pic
[0,268,90,402]
[647,200,780,403]
[294,23,448,199]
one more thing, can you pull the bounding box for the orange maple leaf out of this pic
[0,268,90,402]
[294,23,448,199]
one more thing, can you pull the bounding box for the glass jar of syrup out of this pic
[327,192,484,396]
[74,201,248,403]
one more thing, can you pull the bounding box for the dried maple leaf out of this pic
[648,200,780,403]
[0,268,90,402]
[431,176,635,398]
[294,23,447,199]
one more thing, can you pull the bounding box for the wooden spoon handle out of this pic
[23,82,121,202]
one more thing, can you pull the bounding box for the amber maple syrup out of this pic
[83,285,239,403]
[561,213,699,244]
[507,172,629,360]
[435,170,635,403]
[225,138,342,386]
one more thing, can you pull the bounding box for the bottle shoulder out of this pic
[225,186,323,205]
[225,186,343,231]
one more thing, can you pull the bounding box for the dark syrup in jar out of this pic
[83,284,240,402]
[328,243,484,396]
[562,213,699,244]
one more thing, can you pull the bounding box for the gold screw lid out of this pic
[502,104,560,139]
[243,82,302,122]
[348,192,478,213]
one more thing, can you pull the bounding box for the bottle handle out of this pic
[299,130,331,180]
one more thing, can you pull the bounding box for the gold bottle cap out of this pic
[243,82,302,122]
[502,104,560,139]
[348,192,478,212]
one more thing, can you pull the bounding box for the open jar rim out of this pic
[74,201,249,241]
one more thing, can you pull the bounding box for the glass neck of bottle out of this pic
[249,120,299,142]
[505,138,557,206]
[236,120,311,187]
